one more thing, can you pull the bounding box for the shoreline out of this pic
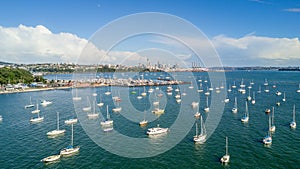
[0,81,190,95]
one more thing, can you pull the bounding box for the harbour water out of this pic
[1,71,300,168]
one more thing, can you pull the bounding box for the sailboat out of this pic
[112,92,122,112]
[87,99,99,118]
[60,124,80,156]
[194,111,200,118]
[188,81,194,89]
[257,85,262,94]
[290,105,296,129]
[141,86,147,96]
[247,88,252,101]
[194,115,207,144]
[203,86,209,96]
[220,136,230,163]
[152,100,165,115]
[263,131,272,145]
[204,96,209,112]
[232,81,236,89]
[41,100,52,107]
[100,105,113,126]
[251,92,256,104]
[30,110,44,123]
[297,84,300,93]
[0,115,3,121]
[31,101,40,114]
[97,95,104,107]
[139,110,148,126]
[47,112,66,136]
[264,78,269,86]
[41,154,61,163]
[264,86,270,93]
[72,86,81,101]
[270,107,276,132]
[191,101,199,108]
[64,118,78,125]
[232,97,238,113]
[25,96,34,108]
[82,97,91,112]
[227,85,232,92]
[241,102,249,123]
[282,92,286,102]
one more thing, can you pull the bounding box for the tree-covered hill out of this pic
[0,67,40,84]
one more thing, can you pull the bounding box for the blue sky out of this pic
[0,0,300,66]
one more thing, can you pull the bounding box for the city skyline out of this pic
[0,0,299,66]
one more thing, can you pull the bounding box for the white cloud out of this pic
[283,8,300,13]
[213,35,300,66]
[0,24,144,65]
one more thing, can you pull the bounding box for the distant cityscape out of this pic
[1,61,300,75]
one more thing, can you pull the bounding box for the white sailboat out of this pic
[41,100,52,107]
[204,96,209,112]
[297,84,300,93]
[220,136,230,164]
[25,96,34,108]
[139,110,148,126]
[264,78,268,86]
[191,101,199,108]
[232,97,238,113]
[87,100,99,118]
[31,101,40,114]
[47,112,66,136]
[194,115,207,144]
[141,86,147,96]
[72,87,81,101]
[100,105,113,126]
[247,87,252,101]
[251,92,256,104]
[270,107,276,132]
[232,81,236,89]
[227,85,232,92]
[64,118,78,125]
[290,105,296,129]
[60,124,80,156]
[97,95,104,107]
[30,110,44,123]
[241,102,249,123]
[194,111,200,118]
[188,81,194,89]
[282,92,286,102]
[263,131,272,145]
[41,154,61,163]
[152,101,165,115]
[264,86,270,93]
[257,85,262,94]
[82,97,91,112]
[0,115,3,121]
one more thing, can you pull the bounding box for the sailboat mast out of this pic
[200,115,203,135]
[57,112,59,130]
[246,102,248,117]
[107,105,110,119]
[272,107,275,125]
[195,121,198,136]
[235,97,237,108]
[71,124,74,146]
[225,137,228,155]
[293,105,296,121]
[269,114,271,129]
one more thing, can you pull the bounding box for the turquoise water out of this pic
[1,71,300,168]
